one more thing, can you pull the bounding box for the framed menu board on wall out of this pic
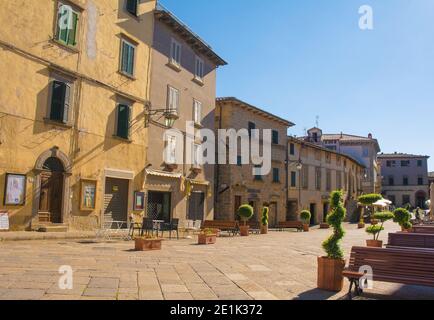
[80,179,97,211]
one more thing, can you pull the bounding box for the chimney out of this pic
[368,133,373,139]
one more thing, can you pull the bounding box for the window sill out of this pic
[112,135,133,143]
[43,118,73,129]
[118,71,136,81]
[167,61,182,72]
[51,39,80,54]
[192,76,204,86]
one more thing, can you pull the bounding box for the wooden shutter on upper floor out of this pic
[117,104,131,139]
[126,0,138,16]
[50,81,70,123]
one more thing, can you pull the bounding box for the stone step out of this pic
[37,225,69,233]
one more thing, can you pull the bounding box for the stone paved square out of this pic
[1,222,434,300]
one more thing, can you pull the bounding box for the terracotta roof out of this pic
[321,133,381,153]
[216,97,295,127]
[378,153,430,159]
[288,136,366,168]
[155,4,227,66]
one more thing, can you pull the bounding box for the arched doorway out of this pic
[39,157,64,223]
[416,191,427,209]
[33,147,72,226]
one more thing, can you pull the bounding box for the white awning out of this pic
[146,169,182,179]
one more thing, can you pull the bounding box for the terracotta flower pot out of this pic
[198,234,217,245]
[317,257,346,292]
[371,219,379,225]
[366,239,383,248]
[260,225,268,234]
[358,223,365,229]
[239,225,249,237]
[303,224,310,232]
[135,238,162,251]
[320,223,330,229]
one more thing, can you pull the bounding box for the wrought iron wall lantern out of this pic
[145,103,179,128]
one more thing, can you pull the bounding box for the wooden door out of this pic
[104,178,129,226]
[39,172,63,223]
[188,192,205,222]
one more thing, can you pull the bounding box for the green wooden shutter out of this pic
[67,12,78,46]
[57,8,69,43]
[50,81,66,121]
[117,104,130,139]
[128,45,135,75]
[62,83,71,123]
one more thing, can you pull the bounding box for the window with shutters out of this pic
[193,99,202,125]
[165,135,177,164]
[116,104,131,140]
[170,38,182,67]
[55,2,80,48]
[167,86,179,114]
[120,39,136,77]
[194,56,204,81]
[272,130,279,145]
[49,80,71,124]
[126,0,138,16]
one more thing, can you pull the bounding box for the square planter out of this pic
[239,225,249,237]
[198,234,217,245]
[317,257,346,292]
[260,225,268,234]
[320,223,330,229]
[135,238,163,251]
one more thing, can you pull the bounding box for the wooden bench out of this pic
[203,220,238,236]
[277,221,304,232]
[412,226,434,234]
[387,232,434,249]
[343,246,434,299]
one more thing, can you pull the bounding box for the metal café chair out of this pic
[161,218,179,240]
[129,215,142,238]
[140,218,155,237]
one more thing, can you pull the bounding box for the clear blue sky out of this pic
[160,0,434,170]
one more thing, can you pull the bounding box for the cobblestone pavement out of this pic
[0,221,433,300]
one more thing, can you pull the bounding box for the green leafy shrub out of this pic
[358,194,383,205]
[393,208,412,229]
[238,204,254,225]
[300,210,311,224]
[373,212,395,222]
[261,207,269,226]
[366,225,384,240]
[322,190,346,260]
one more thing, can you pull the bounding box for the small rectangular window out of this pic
[254,165,263,181]
[289,143,295,155]
[291,171,297,187]
[56,3,79,47]
[248,122,256,138]
[126,0,138,16]
[315,167,322,191]
[273,168,280,183]
[120,39,136,76]
[195,56,204,80]
[167,86,179,113]
[193,100,202,125]
[418,176,424,185]
[389,176,395,186]
[116,104,131,140]
[170,38,182,66]
[272,130,279,145]
[237,156,242,167]
[403,176,409,186]
[417,160,423,167]
[50,80,71,124]
[401,160,410,167]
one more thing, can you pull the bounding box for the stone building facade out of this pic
[287,137,365,224]
[378,153,430,209]
[215,98,294,227]
[304,128,381,194]
[144,5,226,225]
[0,0,156,230]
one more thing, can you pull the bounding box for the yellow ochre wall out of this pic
[0,0,156,230]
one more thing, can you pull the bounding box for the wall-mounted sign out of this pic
[134,192,145,211]
[80,179,97,211]
[4,173,27,206]
[0,211,9,230]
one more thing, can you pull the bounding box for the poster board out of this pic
[0,211,9,231]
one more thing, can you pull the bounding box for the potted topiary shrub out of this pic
[198,229,217,245]
[365,211,394,247]
[261,206,269,234]
[300,210,311,232]
[238,204,254,236]
[318,190,346,292]
[358,194,383,225]
[135,235,163,251]
[394,208,413,232]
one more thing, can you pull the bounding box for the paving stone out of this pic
[161,284,189,293]
[164,292,194,300]
[46,284,86,296]
[1,289,46,300]
[248,291,279,300]
[88,277,119,289]
[83,287,118,298]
